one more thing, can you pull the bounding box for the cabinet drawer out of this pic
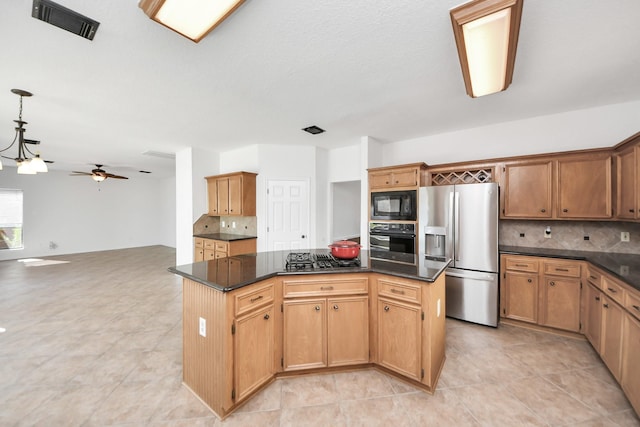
[586,267,602,289]
[283,277,368,298]
[504,256,538,273]
[543,261,581,278]
[603,277,626,305]
[235,282,275,317]
[203,239,216,250]
[626,291,640,321]
[378,279,421,305]
[215,241,229,252]
[194,238,204,248]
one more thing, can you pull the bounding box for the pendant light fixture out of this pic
[0,89,51,174]
[139,0,246,43]
[450,0,524,98]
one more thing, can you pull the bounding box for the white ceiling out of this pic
[1,0,639,179]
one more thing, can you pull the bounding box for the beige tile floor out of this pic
[1,245,638,426]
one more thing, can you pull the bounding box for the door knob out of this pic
[301,235,306,239]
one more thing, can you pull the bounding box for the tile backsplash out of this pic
[499,220,640,254]
[193,214,257,236]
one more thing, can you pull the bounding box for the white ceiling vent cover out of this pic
[32,0,100,40]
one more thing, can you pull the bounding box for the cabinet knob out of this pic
[562,209,568,213]
[550,281,556,287]
[595,296,600,301]
[314,305,321,311]
[263,313,270,320]
[333,304,339,310]
[527,278,532,283]
[384,306,390,312]
[603,303,609,309]
[541,209,546,213]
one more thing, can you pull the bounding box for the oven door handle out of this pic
[369,233,416,239]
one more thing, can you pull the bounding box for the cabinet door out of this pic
[283,299,326,371]
[392,169,418,187]
[503,161,553,218]
[584,284,603,352]
[217,178,230,215]
[540,277,581,332]
[369,172,393,189]
[557,156,612,218]
[204,249,216,261]
[227,174,243,215]
[601,296,624,381]
[616,148,638,219]
[622,313,640,415]
[377,298,421,381]
[502,271,538,323]
[207,179,219,215]
[234,305,274,403]
[327,296,369,367]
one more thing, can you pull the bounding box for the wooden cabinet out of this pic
[282,275,369,371]
[501,256,539,324]
[373,274,446,390]
[368,163,426,190]
[194,237,256,263]
[583,269,603,352]
[557,155,612,218]
[615,146,638,219]
[622,312,640,415]
[501,152,612,220]
[601,294,624,382]
[206,172,257,216]
[500,255,582,333]
[502,161,553,218]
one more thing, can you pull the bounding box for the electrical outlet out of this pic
[199,317,206,337]
[621,232,630,242]
[232,221,236,229]
[221,220,225,228]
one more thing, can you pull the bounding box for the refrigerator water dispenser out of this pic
[424,226,447,259]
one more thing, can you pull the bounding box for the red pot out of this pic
[328,240,361,259]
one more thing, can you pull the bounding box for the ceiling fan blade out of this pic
[70,171,93,176]
[105,173,128,179]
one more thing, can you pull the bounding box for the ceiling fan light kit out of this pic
[0,89,51,175]
[450,0,523,97]
[139,0,246,43]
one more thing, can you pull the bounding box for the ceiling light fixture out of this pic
[139,0,246,43]
[450,0,523,97]
[0,89,51,175]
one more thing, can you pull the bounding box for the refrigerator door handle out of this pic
[454,191,460,262]
[448,191,455,261]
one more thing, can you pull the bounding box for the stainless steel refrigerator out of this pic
[418,183,499,327]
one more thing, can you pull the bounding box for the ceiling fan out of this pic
[70,164,128,182]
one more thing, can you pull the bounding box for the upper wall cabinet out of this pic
[503,161,553,218]
[206,172,257,217]
[368,163,427,190]
[615,136,639,221]
[501,152,612,220]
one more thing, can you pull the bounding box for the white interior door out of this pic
[267,180,310,251]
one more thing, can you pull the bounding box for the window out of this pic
[0,189,23,250]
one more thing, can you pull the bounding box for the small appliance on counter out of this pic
[419,182,499,327]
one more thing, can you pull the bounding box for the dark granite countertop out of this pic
[500,246,640,292]
[193,233,257,242]
[169,249,451,292]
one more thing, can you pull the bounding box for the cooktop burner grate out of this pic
[285,252,360,271]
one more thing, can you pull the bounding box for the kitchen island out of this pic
[169,250,450,420]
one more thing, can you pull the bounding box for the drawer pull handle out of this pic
[595,296,600,301]
[315,305,321,311]
[527,279,532,283]
[384,305,390,312]
[250,295,263,303]
[589,275,597,280]
[555,268,569,272]
[607,287,617,293]
[263,313,270,320]
[320,286,334,291]
[390,289,406,295]
[633,305,640,311]
[515,264,528,267]
[630,209,635,213]
[333,304,339,310]
[550,281,556,287]
[563,209,568,213]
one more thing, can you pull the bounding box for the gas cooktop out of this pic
[285,252,360,271]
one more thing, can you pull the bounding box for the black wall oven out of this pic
[370,190,417,221]
[369,222,416,264]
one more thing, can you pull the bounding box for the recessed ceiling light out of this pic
[302,126,325,135]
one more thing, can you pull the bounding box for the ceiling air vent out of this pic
[32,0,100,40]
[302,125,325,135]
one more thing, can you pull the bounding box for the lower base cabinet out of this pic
[539,276,581,332]
[622,314,640,415]
[584,283,603,352]
[377,297,421,381]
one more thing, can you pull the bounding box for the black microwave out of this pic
[370,190,417,221]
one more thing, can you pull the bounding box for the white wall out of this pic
[331,181,361,241]
[0,167,173,261]
[382,101,640,166]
